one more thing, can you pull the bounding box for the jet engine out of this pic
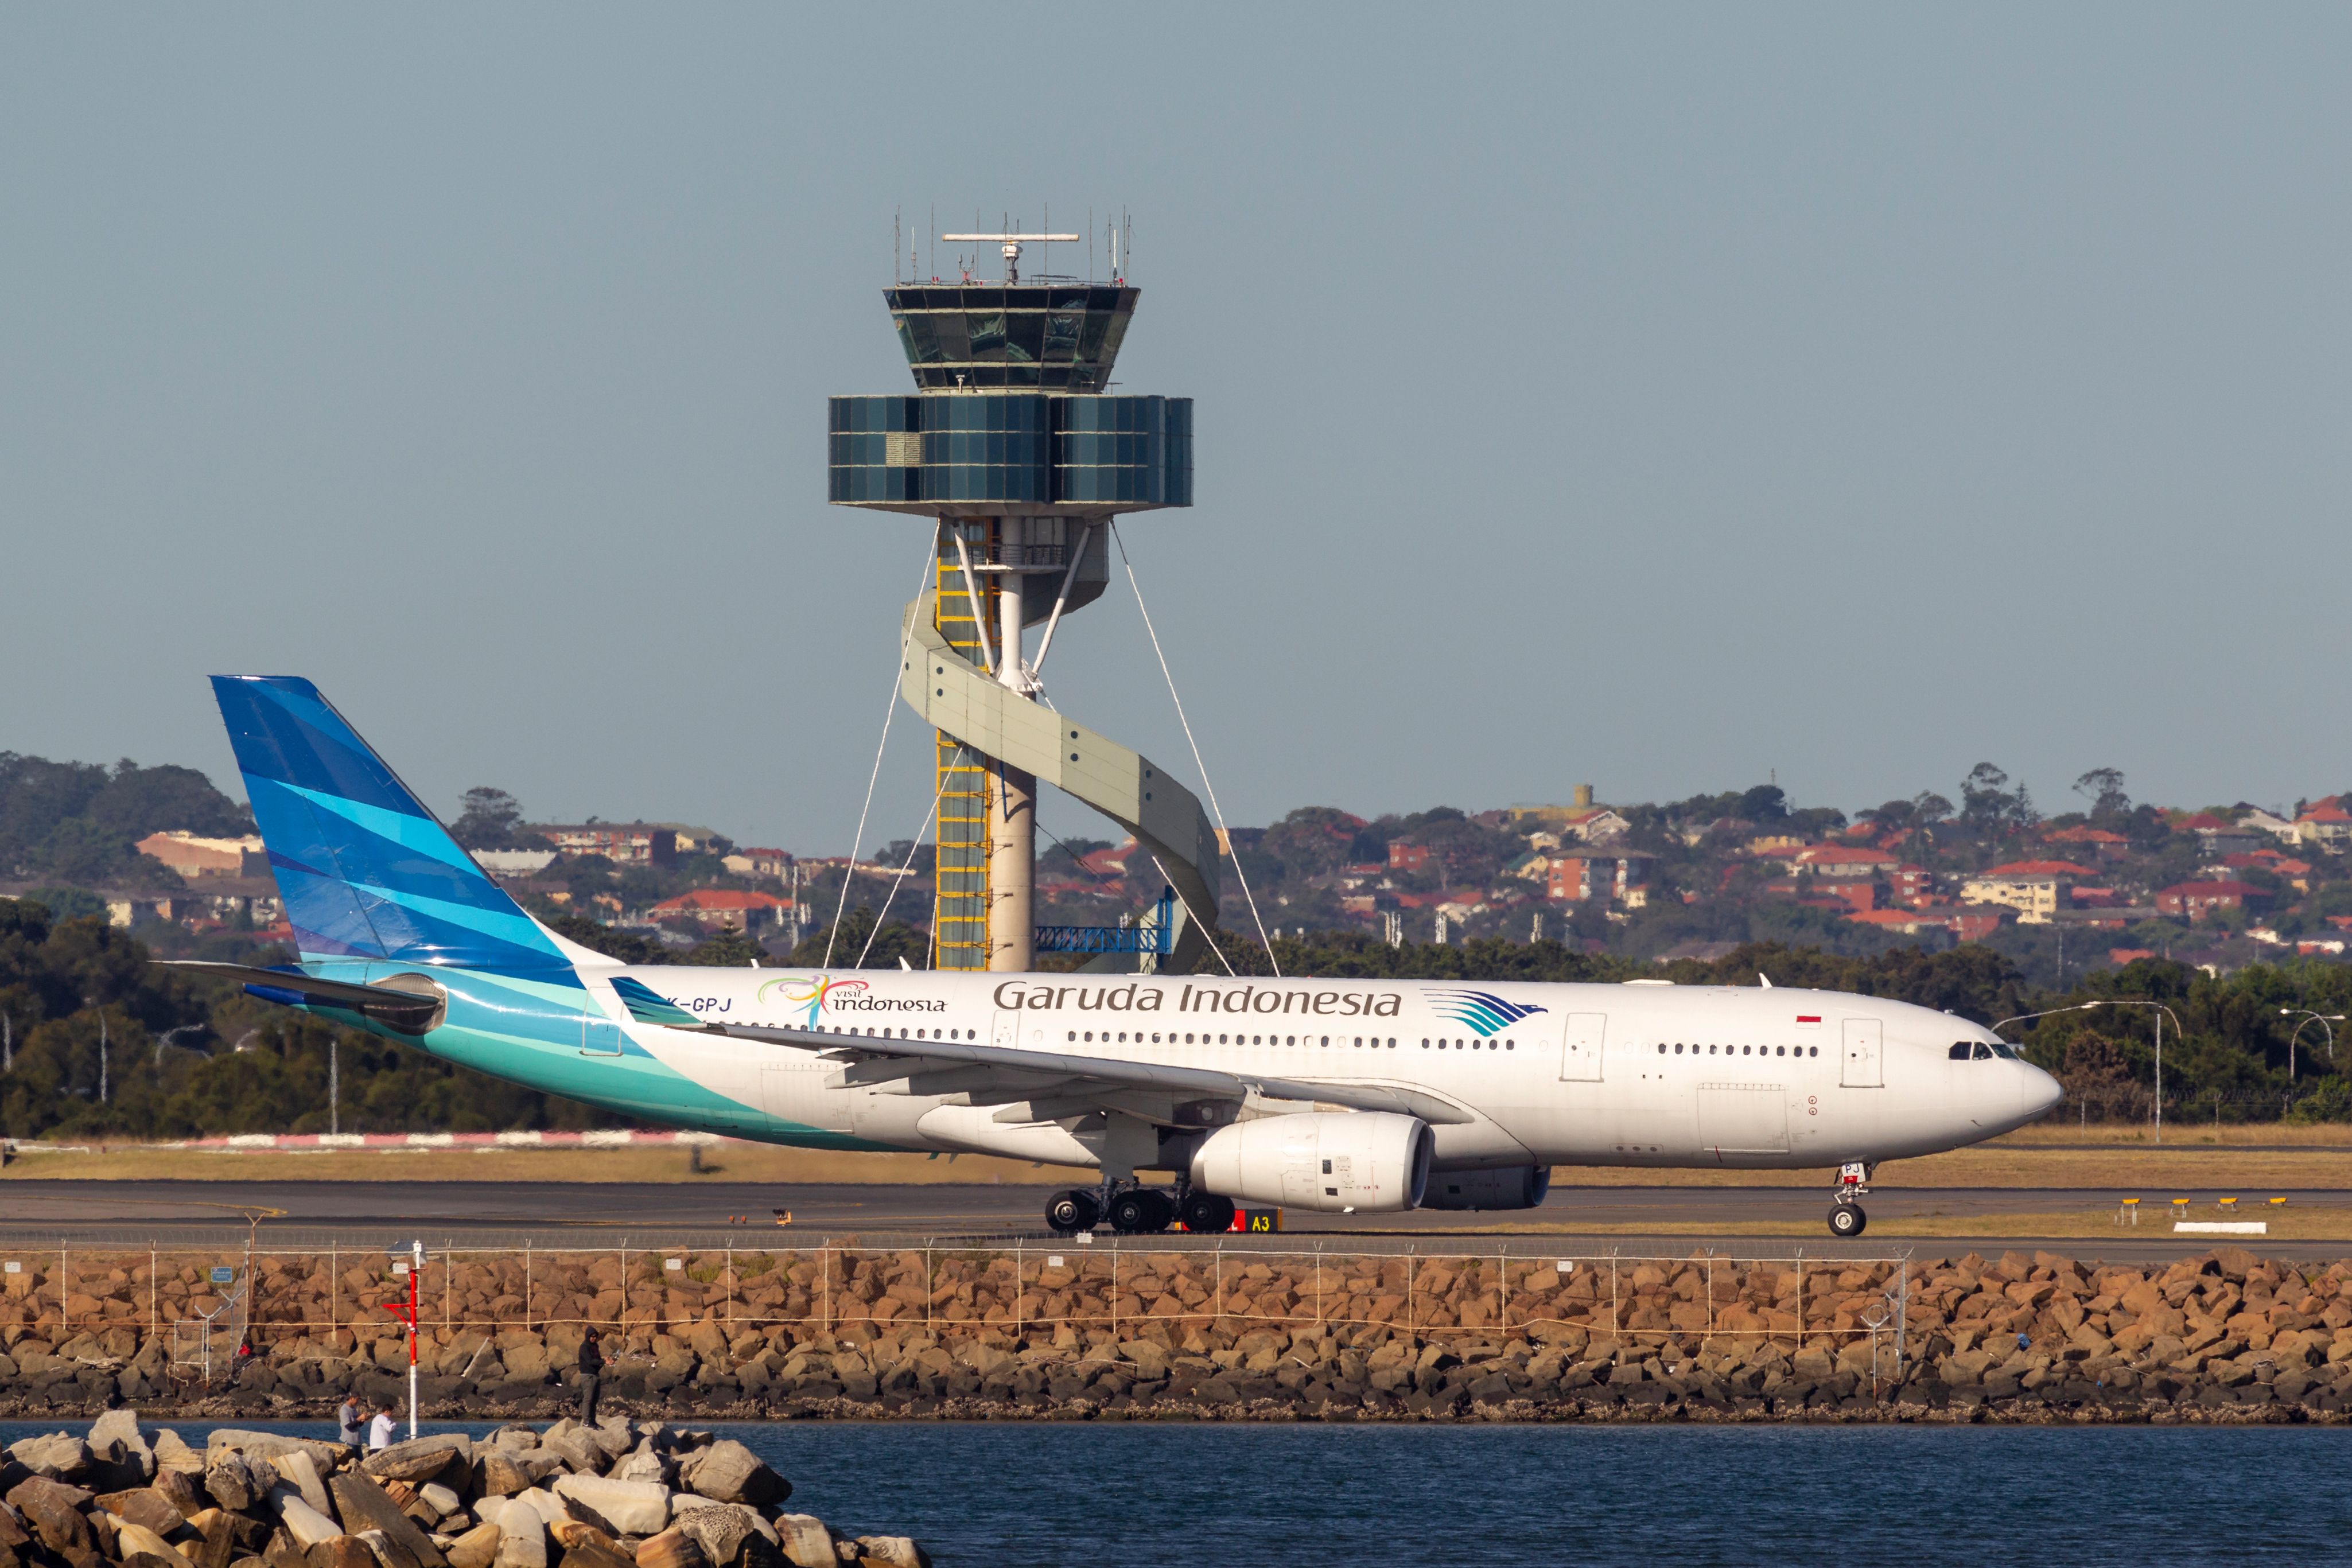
[1418,1165,1553,1211]
[1188,1111,1433,1213]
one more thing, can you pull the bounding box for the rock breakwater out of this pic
[2,1243,2349,1423]
[0,1412,930,1568]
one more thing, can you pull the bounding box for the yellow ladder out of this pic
[932,521,993,970]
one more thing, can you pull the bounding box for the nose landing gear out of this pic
[1826,1160,1871,1238]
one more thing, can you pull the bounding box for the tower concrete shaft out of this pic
[988,518,1036,972]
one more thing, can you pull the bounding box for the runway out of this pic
[0,1178,2342,1262]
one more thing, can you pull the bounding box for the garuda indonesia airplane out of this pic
[170,676,2062,1239]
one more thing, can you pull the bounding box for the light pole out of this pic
[2093,999,2183,1143]
[2279,1009,2344,1081]
[1992,999,2184,1140]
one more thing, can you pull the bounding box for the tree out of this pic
[1738,785,1790,823]
[2073,768,2131,822]
[686,924,761,967]
[450,788,547,850]
[1959,765,2035,835]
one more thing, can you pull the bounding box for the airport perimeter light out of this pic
[1992,999,2183,1141]
[2279,1009,2345,1080]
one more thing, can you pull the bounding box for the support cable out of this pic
[1150,853,1241,979]
[826,540,941,968]
[857,784,947,969]
[1113,523,1279,975]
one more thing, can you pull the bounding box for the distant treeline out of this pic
[0,753,254,886]
[4,897,2348,1141]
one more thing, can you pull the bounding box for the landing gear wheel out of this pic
[1137,1188,1176,1232]
[1108,1189,1173,1234]
[1180,1190,1236,1234]
[1827,1202,1867,1238]
[1046,1189,1101,1235]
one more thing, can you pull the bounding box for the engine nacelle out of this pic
[1418,1165,1553,1211]
[1188,1111,1433,1213]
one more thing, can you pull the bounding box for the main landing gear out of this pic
[1826,1160,1871,1238]
[1044,1180,1236,1236]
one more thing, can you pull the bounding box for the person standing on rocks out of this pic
[576,1326,605,1426]
[367,1400,397,1449]
[337,1391,365,1446]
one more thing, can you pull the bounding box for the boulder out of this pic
[445,1522,501,1568]
[476,1457,532,1501]
[362,1441,469,1487]
[771,1518,834,1568]
[671,1505,758,1567]
[181,1508,240,1568]
[328,1474,447,1568]
[154,1433,208,1477]
[417,1485,461,1523]
[96,1488,189,1537]
[849,1539,928,1568]
[270,1454,336,1522]
[549,1479,670,1539]
[353,1528,422,1568]
[672,1445,784,1510]
[9,1435,90,1481]
[273,1497,343,1552]
[632,1527,708,1568]
[305,1539,379,1568]
[90,1412,155,1478]
[606,1450,668,1489]
[490,1503,544,1568]
[208,1436,343,1474]
[206,1457,270,1515]
[549,1522,634,1568]
[534,1427,601,1480]
[115,1520,195,1568]
[7,1477,96,1554]
[155,1469,209,1520]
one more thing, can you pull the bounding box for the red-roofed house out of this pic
[651,889,791,931]
[2155,881,2269,921]
[1960,861,2097,924]
[2296,797,2352,853]
[2046,825,2130,861]
[1890,863,1933,906]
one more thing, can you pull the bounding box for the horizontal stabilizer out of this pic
[157,960,444,1028]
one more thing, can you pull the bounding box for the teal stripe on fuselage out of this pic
[292,967,899,1153]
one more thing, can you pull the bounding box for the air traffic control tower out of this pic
[828,229,1222,974]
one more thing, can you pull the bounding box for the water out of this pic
[12,1419,2349,1563]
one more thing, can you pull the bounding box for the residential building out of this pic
[2155,881,2270,920]
[1505,785,1627,842]
[1890,864,1933,905]
[1844,909,1951,937]
[2178,812,2258,855]
[723,847,794,878]
[535,823,678,867]
[2238,808,2300,843]
[1748,835,1809,859]
[1960,860,2096,924]
[135,831,265,879]
[2295,797,2352,853]
[473,849,557,877]
[649,889,791,931]
[1786,844,1898,879]
[1548,849,1654,905]
[2045,825,2129,861]
[1388,842,1431,873]
[107,885,282,929]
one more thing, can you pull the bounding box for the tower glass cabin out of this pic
[828,242,1192,971]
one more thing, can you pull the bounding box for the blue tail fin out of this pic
[211,675,569,971]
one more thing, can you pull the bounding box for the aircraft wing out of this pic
[601,975,1471,1126]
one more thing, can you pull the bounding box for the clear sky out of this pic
[5,6,2348,858]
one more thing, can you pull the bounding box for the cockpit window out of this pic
[1954,1040,2016,1060]
[1950,1042,1973,1060]
[1973,1042,1996,1060]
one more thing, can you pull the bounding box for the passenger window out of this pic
[1775,1046,1786,1057]
[1657,1043,1666,1055]
[1506,1040,1515,1050]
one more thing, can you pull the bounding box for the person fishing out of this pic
[576,1326,605,1426]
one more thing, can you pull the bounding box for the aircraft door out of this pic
[1841,1018,1884,1088]
[1558,1012,1606,1081]
[579,986,622,1056]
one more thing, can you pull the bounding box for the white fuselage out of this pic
[596,967,2062,1174]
